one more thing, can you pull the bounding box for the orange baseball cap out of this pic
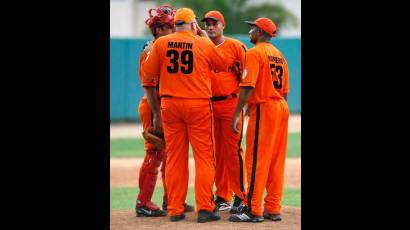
[174,8,196,25]
[245,17,277,37]
[201,10,225,25]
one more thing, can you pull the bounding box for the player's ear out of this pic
[219,22,225,30]
[155,27,162,35]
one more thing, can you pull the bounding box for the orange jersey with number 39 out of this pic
[142,31,228,99]
[240,42,289,104]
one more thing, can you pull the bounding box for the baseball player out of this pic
[136,5,193,217]
[142,8,229,223]
[229,17,290,223]
[200,10,248,213]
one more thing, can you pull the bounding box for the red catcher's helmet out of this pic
[145,5,175,29]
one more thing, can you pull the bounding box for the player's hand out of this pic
[232,61,242,80]
[195,23,208,38]
[152,113,163,135]
[231,113,240,134]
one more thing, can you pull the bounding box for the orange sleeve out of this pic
[236,41,247,68]
[239,49,260,88]
[141,41,160,87]
[139,51,145,68]
[204,38,228,72]
[282,56,290,94]
[139,50,147,81]
[235,41,247,80]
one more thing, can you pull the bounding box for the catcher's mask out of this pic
[146,5,175,29]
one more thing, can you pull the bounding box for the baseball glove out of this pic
[142,127,165,150]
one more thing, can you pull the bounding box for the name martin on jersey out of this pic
[167,42,193,50]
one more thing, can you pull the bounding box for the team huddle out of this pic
[135,5,289,223]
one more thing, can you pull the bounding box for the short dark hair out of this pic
[150,23,169,37]
[254,27,271,40]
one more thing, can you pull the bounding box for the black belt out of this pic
[211,93,237,102]
[161,95,173,98]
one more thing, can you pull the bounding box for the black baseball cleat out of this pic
[215,196,231,211]
[135,205,167,217]
[183,203,194,212]
[170,213,185,222]
[197,209,221,223]
[230,195,245,214]
[264,212,282,222]
[162,201,167,211]
[229,207,264,223]
[162,201,194,212]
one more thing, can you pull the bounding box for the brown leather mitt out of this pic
[142,127,165,150]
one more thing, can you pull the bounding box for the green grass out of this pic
[286,132,301,158]
[110,186,300,211]
[110,138,146,158]
[110,132,301,158]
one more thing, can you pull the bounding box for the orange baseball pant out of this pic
[161,97,216,216]
[137,98,167,205]
[243,99,289,216]
[213,96,247,202]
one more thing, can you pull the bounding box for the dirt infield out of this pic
[110,158,300,188]
[110,206,300,230]
[110,114,300,139]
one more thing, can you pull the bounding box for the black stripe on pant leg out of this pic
[208,101,215,161]
[209,100,216,203]
[247,104,260,211]
[237,110,245,193]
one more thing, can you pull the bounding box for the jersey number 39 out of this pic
[270,63,283,89]
[166,49,194,74]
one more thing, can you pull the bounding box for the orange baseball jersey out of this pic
[141,31,228,98]
[210,37,247,97]
[139,46,149,99]
[240,42,289,104]
[139,42,159,98]
[139,49,148,83]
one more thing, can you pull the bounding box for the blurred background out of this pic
[110,0,301,122]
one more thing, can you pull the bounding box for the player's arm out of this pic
[195,23,227,72]
[231,50,259,133]
[144,85,162,134]
[231,86,254,134]
[282,55,290,101]
[211,46,228,72]
[201,38,228,72]
[233,42,247,80]
[141,41,162,134]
